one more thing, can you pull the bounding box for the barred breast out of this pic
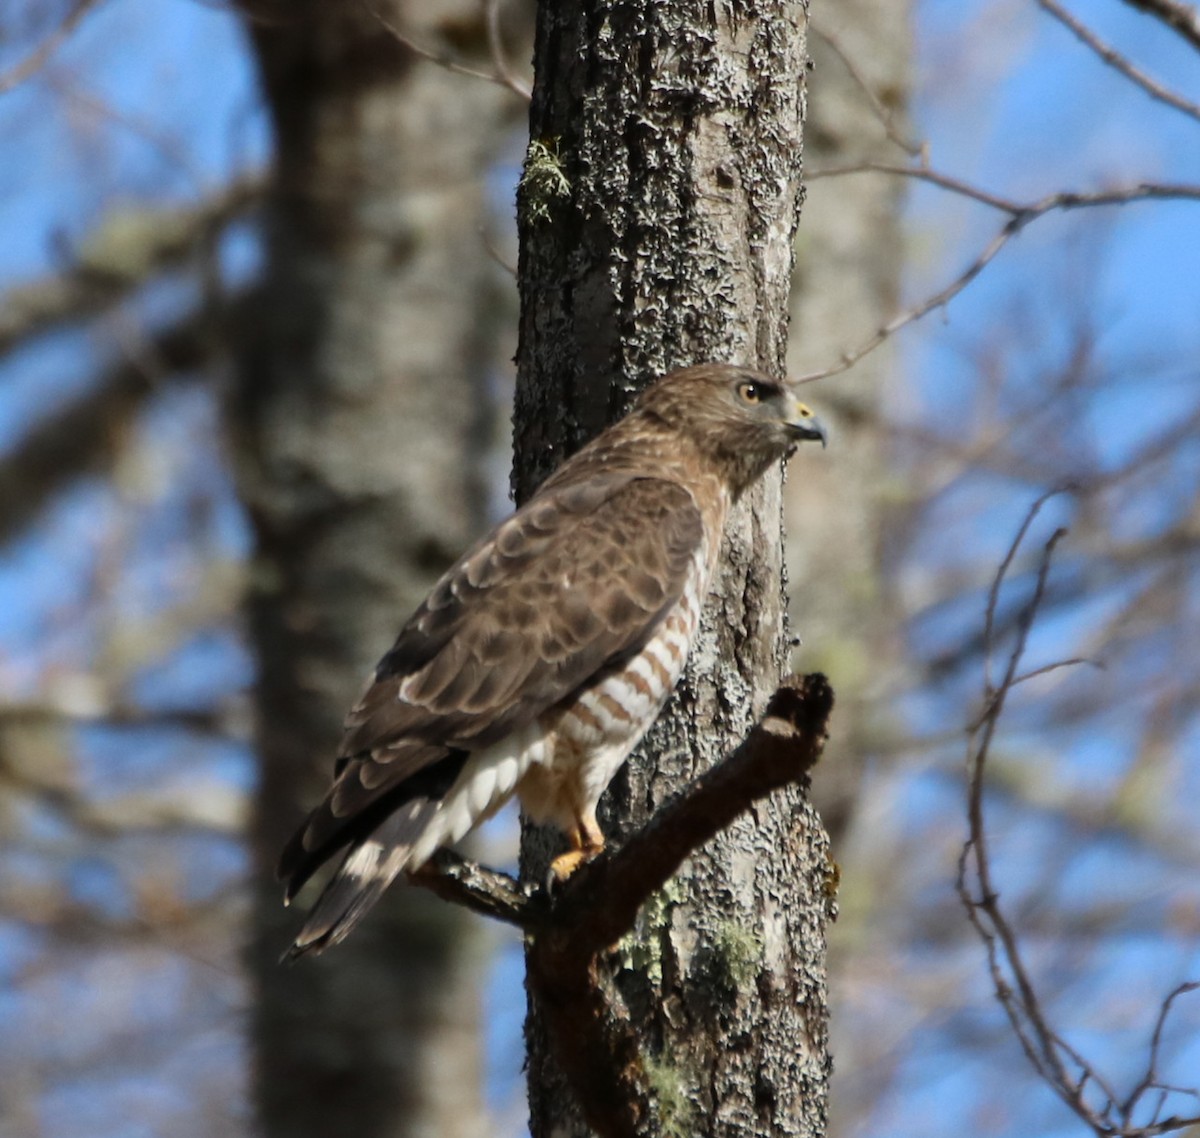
[517,537,714,832]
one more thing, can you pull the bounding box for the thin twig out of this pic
[794,167,1200,383]
[809,20,925,158]
[1010,657,1100,687]
[479,225,518,279]
[1123,983,1200,1121]
[967,656,1099,733]
[0,0,100,95]
[806,160,1024,212]
[982,488,1069,694]
[360,0,530,101]
[958,502,1200,1136]
[964,523,1077,1093]
[1038,0,1200,125]
[484,0,532,100]
[49,75,212,194]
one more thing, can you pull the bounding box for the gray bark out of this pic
[234,3,522,1136]
[513,4,830,1137]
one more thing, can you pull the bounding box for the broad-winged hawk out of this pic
[279,363,826,955]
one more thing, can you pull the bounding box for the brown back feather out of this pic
[277,472,705,891]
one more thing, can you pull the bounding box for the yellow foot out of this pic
[549,849,585,883]
[547,847,593,884]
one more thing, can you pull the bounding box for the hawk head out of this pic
[636,363,827,495]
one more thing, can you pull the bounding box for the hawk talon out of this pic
[546,847,594,887]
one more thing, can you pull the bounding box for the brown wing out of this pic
[278,473,705,892]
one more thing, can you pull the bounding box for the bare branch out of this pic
[1124,983,1200,1121]
[479,224,518,279]
[1037,0,1200,124]
[982,488,1071,694]
[360,0,531,101]
[795,166,1200,383]
[1119,0,1200,55]
[957,500,1200,1136]
[1008,656,1100,687]
[809,20,925,158]
[0,178,261,357]
[484,0,532,101]
[806,160,1024,212]
[49,76,216,193]
[0,697,239,736]
[0,0,101,95]
[966,657,1100,733]
[1118,984,1200,1123]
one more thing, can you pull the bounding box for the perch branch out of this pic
[808,20,925,157]
[410,672,834,1138]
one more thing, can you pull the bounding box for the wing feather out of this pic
[277,473,705,893]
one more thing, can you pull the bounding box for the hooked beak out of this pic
[783,393,828,449]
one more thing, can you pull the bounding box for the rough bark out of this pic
[513,4,831,1137]
[234,4,523,1136]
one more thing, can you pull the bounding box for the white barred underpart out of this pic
[517,538,714,832]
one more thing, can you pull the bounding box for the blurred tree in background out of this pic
[0,2,1197,1138]
[236,4,526,1136]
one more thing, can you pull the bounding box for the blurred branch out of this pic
[410,674,834,1138]
[957,497,1200,1137]
[0,177,261,357]
[0,697,240,735]
[0,0,101,95]
[0,772,249,838]
[1119,0,1200,54]
[361,0,531,101]
[797,165,1200,383]
[484,0,532,101]
[1037,0,1200,124]
[0,302,237,546]
[50,77,213,194]
[809,19,925,157]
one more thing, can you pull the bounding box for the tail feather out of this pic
[283,797,440,960]
[278,748,468,903]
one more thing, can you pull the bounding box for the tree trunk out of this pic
[513,4,830,1137]
[234,4,522,1136]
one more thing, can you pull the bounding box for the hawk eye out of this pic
[736,380,765,404]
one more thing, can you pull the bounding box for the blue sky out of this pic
[1,1,1198,1137]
